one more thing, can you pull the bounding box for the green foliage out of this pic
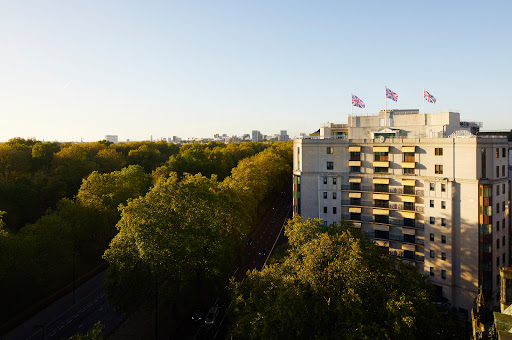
[229,216,463,340]
[68,321,104,340]
[103,142,292,314]
[103,173,247,313]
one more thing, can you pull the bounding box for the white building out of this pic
[105,135,118,144]
[293,109,511,317]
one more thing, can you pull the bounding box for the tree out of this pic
[103,173,246,314]
[94,148,126,173]
[229,216,463,340]
[67,321,103,340]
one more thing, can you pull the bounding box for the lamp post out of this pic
[72,252,80,304]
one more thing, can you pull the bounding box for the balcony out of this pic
[366,232,424,245]
[388,202,424,213]
[340,186,424,196]
[390,250,424,263]
[341,214,424,229]
[389,187,424,196]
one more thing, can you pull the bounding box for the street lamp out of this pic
[72,252,80,305]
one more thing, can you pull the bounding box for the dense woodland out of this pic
[0,138,285,323]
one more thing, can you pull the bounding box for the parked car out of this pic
[247,236,254,246]
[205,306,219,326]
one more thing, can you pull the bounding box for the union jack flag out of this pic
[352,94,365,108]
[424,90,436,103]
[386,87,398,102]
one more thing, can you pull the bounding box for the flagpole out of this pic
[385,87,387,126]
[422,89,424,115]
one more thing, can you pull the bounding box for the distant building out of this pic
[172,136,181,143]
[252,130,263,142]
[278,130,289,141]
[105,135,118,144]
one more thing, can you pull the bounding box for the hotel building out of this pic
[293,109,511,315]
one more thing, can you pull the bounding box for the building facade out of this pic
[293,110,511,315]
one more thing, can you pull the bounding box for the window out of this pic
[442,270,446,279]
[503,219,506,229]
[441,184,446,192]
[435,148,443,156]
[430,250,435,258]
[503,253,506,264]
[441,218,446,227]
[430,233,435,241]
[503,184,506,193]
[503,148,506,158]
[435,165,443,174]
[497,256,500,267]
[497,220,500,231]
[327,147,334,154]
[497,166,500,178]
[441,201,446,209]
[333,207,337,214]
[497,239,500,249]
[323,177,328,184]
[430,200,434,208]
[323,207,327,213]
[503,165,506,177]
[430,183,435,191]
[323,221,328,226]
[403,168,415,174]
[323,192,328,199]
[497,186,500,196]
[430,217,435,225]
[497,203,500,214]
[332,192,337,199]
[327,162,334,170]
[442,252,446,261]
[482,148,487,178]
[503,236,506,246]
[503,201,505,212]
[350,166,361,173]
[441,235,446,243]
[430,267,434,276]
[333,178,337,185]
[497,148,500,158]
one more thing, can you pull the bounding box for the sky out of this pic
[1,1,511,142]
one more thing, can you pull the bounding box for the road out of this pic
[176,184,292,340]
[2,270,123,340]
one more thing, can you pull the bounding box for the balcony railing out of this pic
[341,214,424,229]
[341,201,424,213]
[389,250,424,262]
[366,232,424,245]
[389,203,424,213]
[341,185,424,196]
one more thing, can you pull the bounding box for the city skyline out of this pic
[1,1,511,142]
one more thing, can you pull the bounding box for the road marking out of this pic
[99,307,103,311]
[78,323,83,328]
[233,267,240,275]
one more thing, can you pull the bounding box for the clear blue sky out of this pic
[1,1,511,142]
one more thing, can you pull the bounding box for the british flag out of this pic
[352,94,365,108]
[386,87,398,102]
[424,90,436,103]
